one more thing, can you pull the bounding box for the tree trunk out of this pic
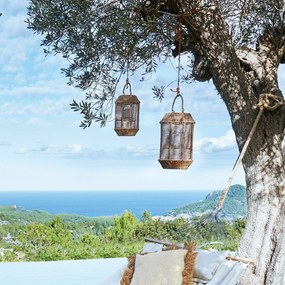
[182,5,285,284]
[238,142,285,284]
[147,1,285,283]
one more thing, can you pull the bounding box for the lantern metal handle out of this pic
[122,79,132,95]
[172,94,184,113]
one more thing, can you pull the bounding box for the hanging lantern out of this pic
[114,81,140,136]
[159,95,195,169]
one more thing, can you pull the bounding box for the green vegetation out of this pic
[0,205,113,224]
[0,206,245,262]
[169,184,247,220]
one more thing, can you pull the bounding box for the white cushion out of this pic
[194,250,230,281]
[130,249,187,285]
[207,260,247,285]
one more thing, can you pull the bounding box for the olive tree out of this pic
[26,0,285,284]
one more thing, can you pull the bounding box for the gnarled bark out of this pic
[239,142,285,284]
[194,8,285,285]
[161,3,285,284]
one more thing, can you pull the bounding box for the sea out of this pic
[0,190,209,218]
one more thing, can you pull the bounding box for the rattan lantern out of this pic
[114,81,140,136]
[159,95,195,169]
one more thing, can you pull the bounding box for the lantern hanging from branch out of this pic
[114,80,140,136]
[159,94,195,169]
[158,14,195,169]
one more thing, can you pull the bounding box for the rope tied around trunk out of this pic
[215,93,285,213]
[256,93,285,111]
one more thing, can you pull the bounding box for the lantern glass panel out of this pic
[159,112,195,169]
[184,125,192,149]
[114,95,140,136]
[123,106,131,118]
[160,124,170,154]
[172,125,183,149]
[115,105,122,118]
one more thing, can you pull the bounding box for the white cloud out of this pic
[1,13,29,38]
[26,117,52,126]
[0,77,76,98]
[0,97,71,117]
[194,129,236,154]
[131,144,158,157]
[0,12,38,73]
[0,39,28,73]
[65,144,157,160]
[18,146,30,154]
[1,0,27,14]
[0,140,11,146]
[14,141,158,161]
[14,129,238,161]
[16,143,85,157]
[71,144,82,153]
[18,145,52,155]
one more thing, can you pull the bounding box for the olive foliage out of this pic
[26,0,285,127]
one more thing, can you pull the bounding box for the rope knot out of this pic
[256,93,285,111]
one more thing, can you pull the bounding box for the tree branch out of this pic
[192,53,212,81]
[281,47,285,63]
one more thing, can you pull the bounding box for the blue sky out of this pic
[0,1,284,191]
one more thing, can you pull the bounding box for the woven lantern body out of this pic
[114,94,140,136]
[159,112,195,169]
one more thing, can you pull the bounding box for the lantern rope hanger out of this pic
[122,47,132,100]
[170,14,184,113]
[158,13,195,170]
[114,11,140,136]
[123,20,132,96]
[173,14,183,107]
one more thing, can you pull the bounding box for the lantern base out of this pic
[115,128,139,136]
[158,159,193,170]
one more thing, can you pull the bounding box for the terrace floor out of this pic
[0,257,127,285]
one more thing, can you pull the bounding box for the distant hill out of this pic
[0,205,113,225]
[168,184,247,220]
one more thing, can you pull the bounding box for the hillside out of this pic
[0,206,113,227]
[0,195,246,262]
[168,184,247,220]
